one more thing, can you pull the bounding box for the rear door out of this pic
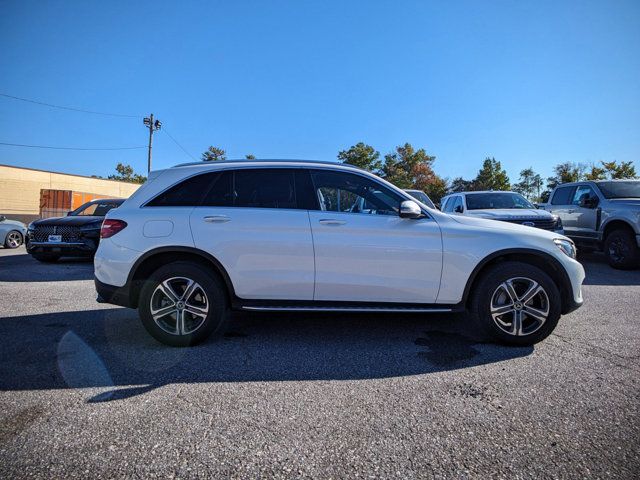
[307,169,442,303]
[547,185,577,235]
[190,168,315,300]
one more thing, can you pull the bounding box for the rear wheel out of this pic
[32,254,61,263]
[604,228,639,270]
[4,230,23,249]
[469,262,561,346]
[138,261,229,347]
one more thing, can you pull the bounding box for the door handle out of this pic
[567,209,575,214]
[319,219,346,226]
[203,215,230,223]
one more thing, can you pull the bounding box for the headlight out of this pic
[554,238,576,259]
[553,215,562,228]
[27,222,35,231]
[80,221,103,231]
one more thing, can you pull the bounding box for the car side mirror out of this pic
[0,215,5,222]
[67,211,73,216]
[454,205,463,213]
[399,200,422,219]
[533,203,539,209]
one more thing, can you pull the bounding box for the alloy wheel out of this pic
[150,277,210,335]
[490,277,550,336]
[6,231,22,248]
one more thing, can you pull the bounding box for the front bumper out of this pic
[26,240,96,256]
[559,255,585,314]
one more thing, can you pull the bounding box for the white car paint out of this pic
[94,161,584,309]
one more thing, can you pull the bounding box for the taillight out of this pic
[100,219,127,238]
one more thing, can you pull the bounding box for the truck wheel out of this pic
[604,229,640,270]
[469,262,561,346]
[138,261,229,347]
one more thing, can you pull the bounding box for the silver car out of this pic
[0,215,27,249]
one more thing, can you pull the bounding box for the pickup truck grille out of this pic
[502,218,558,231]
[32,225,82,242]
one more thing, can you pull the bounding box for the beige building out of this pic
[0,164,141,223]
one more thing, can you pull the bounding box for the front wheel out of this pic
[138,261,229,347]
[469,262,561,346]
[604,229,639,270]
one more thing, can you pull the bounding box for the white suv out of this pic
[94,160,584,347]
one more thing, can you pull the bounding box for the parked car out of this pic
[26,198,124,262]
[94,160,584,347]
[404,189,436,209]
[0,215,27,249]
[540,180,640,269]
[440,191,564,234]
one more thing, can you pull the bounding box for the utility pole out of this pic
[143,114,162,173]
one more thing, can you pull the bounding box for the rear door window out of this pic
[234,169,297,209]
[551,186,575,205]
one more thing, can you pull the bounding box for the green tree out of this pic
[108,163,147,184]
[449,177,476,193]
[245,154,256,160]
[513,167,543,201]
[337,142,381,172]
[380,143,448,204]
[546,162,586,191]
[202,146,226,162]
[601,160,636,179]
[584,164,607,181]
[473,157,511,191]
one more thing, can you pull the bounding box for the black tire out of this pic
[604,228,639,270]
[469,261,562,346]
[4,230,23,249]
[138,261,229,347]
[32,254,61,263]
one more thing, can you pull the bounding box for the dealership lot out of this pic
[0,248,638,478]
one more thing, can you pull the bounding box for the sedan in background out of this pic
[404,189,436,209]
[26,198,124,262]
[440,191,564,234]
[0,215,27,249]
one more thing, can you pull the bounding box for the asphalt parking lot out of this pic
[0,248,639,478]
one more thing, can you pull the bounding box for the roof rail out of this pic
[171,158,367,171]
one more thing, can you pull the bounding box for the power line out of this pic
[163,127,198,161]
[0,93,140,118]
[0,142,146,151]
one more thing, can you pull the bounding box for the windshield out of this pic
[71,201,121,216]
[596,181,640,199]
[465,192,534,210]
[405,190,435,209]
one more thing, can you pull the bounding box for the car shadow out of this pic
[579,252,640,286]
[0,253,93,282]
[0,307,533,401]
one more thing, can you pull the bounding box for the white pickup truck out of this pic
[540,180,640,269]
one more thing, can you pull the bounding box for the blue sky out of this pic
[1,0,638,183]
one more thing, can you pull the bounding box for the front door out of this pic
[307,169,442,303]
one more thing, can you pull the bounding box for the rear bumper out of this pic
[95,277,134,308]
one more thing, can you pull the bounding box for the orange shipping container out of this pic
[39,189,118,219]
